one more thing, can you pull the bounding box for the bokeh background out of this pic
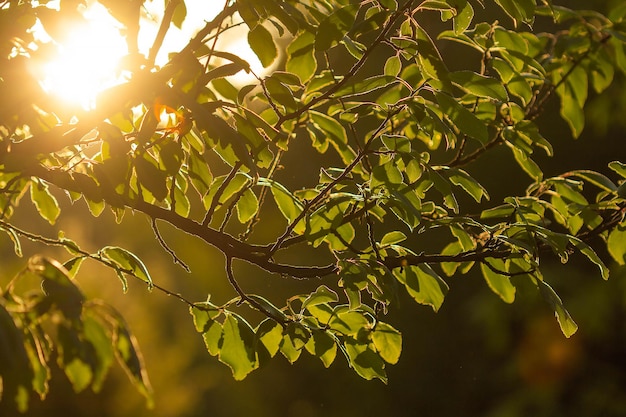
[2,1,626,416]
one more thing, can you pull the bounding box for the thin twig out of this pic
[151,218,191,272]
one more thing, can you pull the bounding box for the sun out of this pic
[39,3,129,110]
[36,1,274,111]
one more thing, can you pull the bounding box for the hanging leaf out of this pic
[30,181,60,225]
[304,330,337,368]
[393,264,449,311]
[344,337,387,383]
[99,246,153,289]
[248,24,277,67]
[372,322,402,364]
[219,314,258,380]
[480,259,516,303]
[537,280,578,338]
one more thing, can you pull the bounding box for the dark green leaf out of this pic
[248,24,277,67]
[315,5,360,51]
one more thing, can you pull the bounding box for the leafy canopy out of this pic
[1,0,626,411]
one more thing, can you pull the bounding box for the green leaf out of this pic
[301,285,339,310]
[344,337,387,383]
[436,92,488,143]
[480,259,516,303]
[315,4,360,51]
[259,178,304,228]
[236,188,259,223]
[372,322,402,364]
[305,330,337,368]
[112,321,153,405]
[63,358,93,393]
[609,161,626,178]
[568,236,609,280]
[511,147,543,180]
[219,314,257,380]
[82,313,114,392]
[257,319,283,358]
[286,31,317,82]
[608,224,626,265]
[537,280,578,338]
[555,65,587,138]
[100,246,153,289]
[134,154,168,201]
[449,71,508,101]
[566,170,617,192]
[171,0,187,29]
[493,0,536,26]
[309,110,356,167]
[202,320,223,357]
[30,180,60,225]
[329,308,370,335]
[332,75,397,98]
[447,168,489,202]
[279,329,303,363]
[30,256,84,320]
[189,303,221,332]
[283,322,310,351]
[371,161,404,189]
[380,231,407,246]
[248,24,277,67]
[451,0,474,34]
[393,264,449,311]
[415,24,451,91]
[0,223,23,257]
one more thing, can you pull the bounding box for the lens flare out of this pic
[40,3,128,110]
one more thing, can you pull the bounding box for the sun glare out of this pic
[40,3,128,110]
[37,1,273,110]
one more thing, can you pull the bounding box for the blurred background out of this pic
[2,0,626,416]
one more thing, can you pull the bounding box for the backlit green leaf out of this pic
[380,231,407,246]
[393,264,449,311]
[538,280,578,338]
[248,24,277,67]
[436,92,488,143]
[608,224,626,265]
[236,188,259,223]
[449,71,508,101]
[372,322,402,364]
[480,259,516,303]
[344,337,387,383]
[304,330,337,369]
[219,314,257,380]
[100,246,153,289]
[30,181,60,225]
[302,285,339,310]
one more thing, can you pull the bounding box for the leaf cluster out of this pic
[1,0,626,406]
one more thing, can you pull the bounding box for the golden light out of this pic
[36,1,274,110]
[40,3,128,110]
